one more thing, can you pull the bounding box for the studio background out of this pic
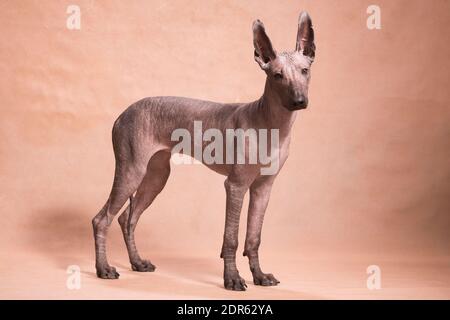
[0,0,449,299]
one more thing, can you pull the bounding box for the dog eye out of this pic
[301,68,309,75]
[274,72,283,80]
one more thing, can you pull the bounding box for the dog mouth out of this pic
[286,103,308,111]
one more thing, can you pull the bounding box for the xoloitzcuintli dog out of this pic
[92,11,315,291]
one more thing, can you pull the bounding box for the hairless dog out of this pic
[92,11,315,291]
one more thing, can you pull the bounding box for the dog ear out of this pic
[253,20,276,69]
[296,11,315,59]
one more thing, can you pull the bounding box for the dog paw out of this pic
[253,272,280,286]
[131,259,156,272]
[96,265,120,279]
[224,274,247,291]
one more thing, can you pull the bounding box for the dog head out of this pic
[253,11,315,111]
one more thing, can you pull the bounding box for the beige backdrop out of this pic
[0,0,449,299]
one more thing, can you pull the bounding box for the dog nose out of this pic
[292,97,307,109]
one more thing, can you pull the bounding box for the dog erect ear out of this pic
[253,20,276,69]
[296,11,315,59]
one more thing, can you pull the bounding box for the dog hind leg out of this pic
[118,150,171,272]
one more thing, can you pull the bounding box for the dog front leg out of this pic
[243,177,280,286]
[220,178,248,291]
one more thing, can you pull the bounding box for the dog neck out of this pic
[257,79,298,139]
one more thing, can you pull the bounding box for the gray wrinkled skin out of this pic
[92,11,316,291]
